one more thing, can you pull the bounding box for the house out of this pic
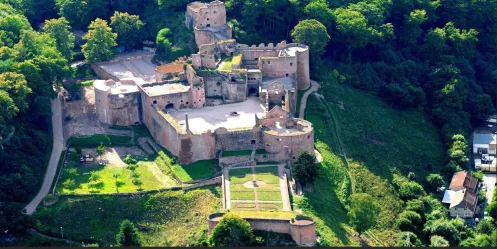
[473,133,497,172]
[443,171,479,218]
[446,189,478,218]
[449,171,479,193]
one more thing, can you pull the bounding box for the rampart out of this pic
[207,213,317,246]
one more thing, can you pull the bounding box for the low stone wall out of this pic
[182,176,221,190]
[219,155,251,165]
[207,213,316,246]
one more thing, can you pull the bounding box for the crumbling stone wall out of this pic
[214,127,264,152]
[204,76,224,97]
[94,83,141,126]
[259,56,297,78]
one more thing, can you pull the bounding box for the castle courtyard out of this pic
[169,97,266,133]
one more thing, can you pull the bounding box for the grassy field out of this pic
[56,150,178,194]
[171,159,219,182]
[67,134,131,148]
[32,187,222,246]
[229,166,282,210]
[296,80,445,246]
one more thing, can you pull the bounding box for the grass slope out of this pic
[33,187,222,246]
[298,81,444,246]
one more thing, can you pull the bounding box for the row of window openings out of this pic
[262,61,293,67]
[152,99,203,105]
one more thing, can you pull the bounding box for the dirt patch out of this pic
[243,180,267,189]
[62,86,132,138]
[81,146,145,166]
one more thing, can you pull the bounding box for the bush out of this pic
[398,181,425,200]
[123,154,138,165]
[426,173,444,189]
[208,212,255,246]
[116,219,142,247]
[292,152,318,186]
[97,142,106,155]
[395,211,422,232]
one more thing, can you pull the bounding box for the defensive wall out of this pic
[207,213,317,246]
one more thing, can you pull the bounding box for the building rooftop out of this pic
[93,50,156,83]
[473,133,496,145]
[280,46,307,57]
[449,189,478,212]
[261,77,294,90]
[141,83,190,97]
[93,79,140,95]
[169,97,266,133]
[449,171,479,192]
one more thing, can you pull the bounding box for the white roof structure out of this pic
[442,190,456,204]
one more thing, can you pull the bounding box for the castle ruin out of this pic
[92,0,314,165]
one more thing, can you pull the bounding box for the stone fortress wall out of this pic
[207,213,317,246]
[92,0,315,165]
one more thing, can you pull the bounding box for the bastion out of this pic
[207,213,317,246]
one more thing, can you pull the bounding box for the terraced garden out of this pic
[229,166,282,211]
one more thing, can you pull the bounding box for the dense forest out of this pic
[0,0,495,246]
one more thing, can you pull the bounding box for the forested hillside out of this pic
[0,0,495,246]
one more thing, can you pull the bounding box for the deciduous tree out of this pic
[208,212,255,246]
[81,18,117,63]
[110,11,145,50]
[43,17,75,61]
[115,219,142,247]
[292,152,318,186]
[347,193,379,236]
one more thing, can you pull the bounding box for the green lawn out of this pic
[33,187,222,246]
[229,166,283,210]
[56,153,177,194]
[218,57,233,71]
[171,159,219,182]
[67,134,131,148]
[296,81,445,246]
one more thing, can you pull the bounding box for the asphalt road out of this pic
[25,97,64,215]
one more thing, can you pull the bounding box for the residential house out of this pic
[442,171,479,218]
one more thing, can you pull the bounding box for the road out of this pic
[298,80,319,119]
[24,97,64,215]
[483,173,496,205]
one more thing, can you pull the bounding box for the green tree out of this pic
[62,178,76,189]
[56,0,87,29]
[396,231,423,247]
[292,151,318,186]
[486,188,497,218]
[333,8,369,52]
[430,235,449,247]
[443,22,479,58]
[347,193,379,236]
[43,17,75,61]
[64,168,78,178]
[476,217,495,235]
[208,212,255,246]
[154,28,172,62]
[426,174,444,189]
[423,219,459,245]
[96,142,105,155]
[421,28,447,61]
[400,9,427,46]
[0,72,31,117]
[398,181,425,200]
[395,210,422,232]
[115,219,142,247]
[291,19,330,58]
[110,11,145,50]
[304,0,333,30]
[81,18,117,63]
[0,14,31,45]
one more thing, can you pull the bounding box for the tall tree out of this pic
[304,0,334,30]
[347,193,379,236]
[115,219,142,247]
[292,151,318,186]
[81,18,117,63]
[154,28,172,62]
[43,17,75,61]
[110,11,145,50]
[208,212,255,246]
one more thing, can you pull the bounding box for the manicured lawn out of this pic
[67,134,131,148]
[296,81,445,246]
[56,154,177,194]
[229,166,283,210]
[171,159,219,182]
[33,187,222,246]
[218,57,233,71]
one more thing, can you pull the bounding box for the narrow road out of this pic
[25,97,65,215]
[298,80,320,119]
[278,163,292,211]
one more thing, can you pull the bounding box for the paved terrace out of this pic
[95,50,157,83]
[169,97,265,133]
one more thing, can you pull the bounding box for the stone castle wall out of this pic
[214,127,264,152]
[94,84,141,126]
[207,213,317,246]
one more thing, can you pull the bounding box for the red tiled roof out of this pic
[449,171,467,190]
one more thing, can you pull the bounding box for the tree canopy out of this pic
[115,219,142,247]
[292,151,318,186]
[81,18,117,63]
[208,212,255,247]
[347,193,380,235]
[110,11,145,50]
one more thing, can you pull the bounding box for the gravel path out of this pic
[25,97,65,215]
[299,80,320,119]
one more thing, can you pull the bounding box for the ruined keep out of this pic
[92,0,314,164]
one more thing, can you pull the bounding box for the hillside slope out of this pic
[297,81,445,246]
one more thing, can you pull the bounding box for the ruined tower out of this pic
[185,0,233,47]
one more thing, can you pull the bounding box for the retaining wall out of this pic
[207,213,316,246]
